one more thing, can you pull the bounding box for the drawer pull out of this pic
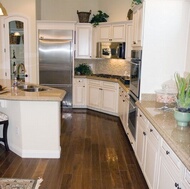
[150,129,153,132]
[166,151,170,155]
[175,183,179,187]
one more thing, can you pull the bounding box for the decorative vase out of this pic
[174,110,190,127]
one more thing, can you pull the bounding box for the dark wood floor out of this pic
[0,109,148,189]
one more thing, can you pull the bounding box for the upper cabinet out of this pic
[98,23,126,42]
[75,23,92,59]
[132,4,143,47]
[2,16,29,82]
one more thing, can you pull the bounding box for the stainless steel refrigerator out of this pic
[38,29,73,107]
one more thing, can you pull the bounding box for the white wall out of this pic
[39,0,131,22]
[0,0,37,83]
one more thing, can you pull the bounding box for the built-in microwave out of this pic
[96,42,125,59]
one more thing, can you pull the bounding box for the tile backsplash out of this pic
[75,59,130,76]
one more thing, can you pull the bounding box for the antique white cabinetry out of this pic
[75,23,92,58]
[2,16,29,81]
[132,4,143,47]
[182,167,190,189]
[118,86,129,130]
[136,109,160,189]
[98,23,126,42]
[125,22,133,60]
[87,79,118,115]
[157,139,183,189]
[73,78,86,108]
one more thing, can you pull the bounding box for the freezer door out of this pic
[39,39,73,85]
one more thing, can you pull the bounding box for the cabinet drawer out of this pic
[74,78,85,84]
[161,139,181,170]
[88,79,101,86]
[138,109,148,125]
[103,81,117,89]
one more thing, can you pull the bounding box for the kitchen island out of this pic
[0,80,66,158]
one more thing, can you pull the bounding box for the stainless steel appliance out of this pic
[128,50,142,140]
[129,50,142,99]
[96,42,125,59]
[38,29,73,107]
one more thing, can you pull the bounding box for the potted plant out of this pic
[74,63,93,75]
[174,72,190,126]
[131,0,142,7]
[90,10,109,27]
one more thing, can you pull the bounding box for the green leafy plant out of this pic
[131,0,142,8]
[90,10,109,27]
[174,72,190,112]
[74,63,93,75]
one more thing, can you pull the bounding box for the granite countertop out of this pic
[137,100,190,171]
[0,80,66,101]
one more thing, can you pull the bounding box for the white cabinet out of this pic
[182,167,190,189]
[157,139,182,189]
[125,22,133,60]
[98,23,126,42]
[87,79,118,115]
[75,23,92,58]
[73,78,86,108]
[132,4,143,47]
[118,86,129,132]
[136,109,160,189]
[2,16,30,82]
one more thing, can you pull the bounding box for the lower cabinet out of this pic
[136,109,160,189]
[73,78,87,107]
[157,139,182,189]
[87,79,119,115]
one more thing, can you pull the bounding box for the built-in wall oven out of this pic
[128,50,142,140]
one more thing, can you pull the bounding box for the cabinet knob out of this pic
[133,41,136,44]
[123,100,125,102]
[140,114,142,117]
[25,74,28,77]
[175,183,179,187]
[143,131,146,136]
[166,151,170,155]
[150,129,153,132]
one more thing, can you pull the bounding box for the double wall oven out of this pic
[128,50,142,140]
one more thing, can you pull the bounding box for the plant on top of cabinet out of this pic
[131,0,142,7]
[90,10,109,27]
[74,63,93,75]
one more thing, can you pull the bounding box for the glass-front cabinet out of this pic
[2,16,29,82]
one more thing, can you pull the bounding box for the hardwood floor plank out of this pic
[0,109,148,189]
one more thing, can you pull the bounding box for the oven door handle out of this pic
[129,61,140,66]
[129,101,136,110]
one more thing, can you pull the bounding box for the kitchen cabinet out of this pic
[75,23,92,58]
[73,78,87,108]
[157,139,182,189]
[98,23,126,42]
[2,16,29,82]
[87,79,118,115]
[182,167,190,189]
[125,21,133,60]
[132,4,143,47]
[136,109,160,189]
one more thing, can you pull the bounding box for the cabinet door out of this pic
[136,115,146,169]
[132,4,143,47]
[2,16,29,82]
[143,124,160,189]
[101,81,118,113]
[111,24,126,42]
[73,79,86,107]
[98,25,111,41]
[76,24,92,58]
[125,22,132,60]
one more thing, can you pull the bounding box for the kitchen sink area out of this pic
[17,83,49,92]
